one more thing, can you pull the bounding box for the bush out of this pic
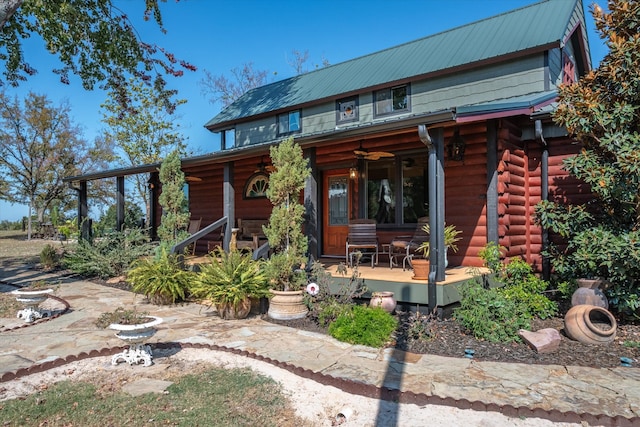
[453,244,557,342]
[454,279,531,343]
[39,244,59,270]
[127,248,193,305]
[63,229,154,279]
[328,305,397,347]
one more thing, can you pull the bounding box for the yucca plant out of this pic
[191,247,269,319]
[127,248,193,305]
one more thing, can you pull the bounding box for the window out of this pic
[374,84,410,116]
[367,155,427,225]
[222,128,235,149]
[336,97,359,124]
[277,110,301,135]
[562,53,577,85]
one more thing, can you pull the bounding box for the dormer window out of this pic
[277,110,301,136]
[374,84,410,117]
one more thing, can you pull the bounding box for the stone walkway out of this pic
[1,266,639,426]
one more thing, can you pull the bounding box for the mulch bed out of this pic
[266,311,640,369]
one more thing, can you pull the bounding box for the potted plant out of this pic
[96,307,162,367]
[262,137,311,320]
[412,224,462,280]
[127,248,194,305]
[190,247,270,319]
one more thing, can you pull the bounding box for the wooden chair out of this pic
[345,219,379,268]
[187,218,202,255]
[389,216,429,270]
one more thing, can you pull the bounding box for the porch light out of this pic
[448,128,466,161]
[349,167,358,179]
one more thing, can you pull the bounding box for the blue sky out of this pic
[0,0,609,222]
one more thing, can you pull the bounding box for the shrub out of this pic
[499,258,557,319]
[127,248,193,305]
[63,228,154,279]
[39,244,59,270]
[328,305,397,347]
[454,279,531,343]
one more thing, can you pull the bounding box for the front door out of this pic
[323,170,350,256]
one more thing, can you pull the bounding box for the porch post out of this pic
[77,181,90,241]
[116,175,125,232]
[148,171,159,240]
[303,147,318,262]
[223,161,235,251]
[486,120,499,244]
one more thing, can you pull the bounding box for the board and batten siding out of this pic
[229,54,549,148]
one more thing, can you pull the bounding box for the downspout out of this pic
[419,125,442,315]
[535,120,550,281]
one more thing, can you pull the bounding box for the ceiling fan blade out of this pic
[354,149,369,156]
[185,176,202,183]
[373,151,394,158]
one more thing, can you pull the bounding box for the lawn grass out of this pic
[0,367,310,426]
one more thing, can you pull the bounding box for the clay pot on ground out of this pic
[267,289,309,320]
[369,291,397,313]
[216,297,252,320]
[571,278,609,308]
[564,305,617,344]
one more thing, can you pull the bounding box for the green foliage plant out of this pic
[263,137,311,291]
[157,149,190,252]
[453,243,557,342]
[328,305,398,347]
[191,247,269,317]
[534,2,640,319]
[127,248,193,305]
[39,243,59,270]
[63,228,154,279]
[416,223,462,257]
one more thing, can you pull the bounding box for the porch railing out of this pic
[171,216,228,256]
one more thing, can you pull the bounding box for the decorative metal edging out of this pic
[2,341,636,427]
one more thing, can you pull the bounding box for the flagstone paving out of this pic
[1,266,639,423]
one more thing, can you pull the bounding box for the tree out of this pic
[199,62,268,108]
[0,91,113,239]
[0,0,195,114]
[285,49,330,75]
[535,1,640,317]
[102,78,187,221]
[157,149,189,250]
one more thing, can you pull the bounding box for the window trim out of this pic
[374,84,411,117]
[336,96,359,124]
[277,110,302,136]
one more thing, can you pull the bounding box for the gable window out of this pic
[562,53,577,85]
[336,97,359,124]
[277,110,301,135]
[374,84,410,116]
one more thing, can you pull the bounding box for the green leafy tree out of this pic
[95,202,145,235]
[157,149,189,249]
[102,79,187,220]
[0,0,195,114]
[0,91,113,239]
[535,1,640,317]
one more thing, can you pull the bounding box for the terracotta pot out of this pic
[564,305,617,344]
[571,287,608,308]
[216,297,252,320]
[576,278,606,289]
[369,291,397,313]
[411,259,429,280]
[267,289,308,320]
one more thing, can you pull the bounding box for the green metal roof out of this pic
[205,0,579,130]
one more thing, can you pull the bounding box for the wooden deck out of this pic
[320,257,484,308]
[186,254,485,309]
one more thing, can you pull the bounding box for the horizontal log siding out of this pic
[497,119,542,267]
[445,123,488,267]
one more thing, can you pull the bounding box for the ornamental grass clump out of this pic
[127,248,193,305]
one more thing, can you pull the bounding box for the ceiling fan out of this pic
[254,156,275,173]
[353,142,394,161]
